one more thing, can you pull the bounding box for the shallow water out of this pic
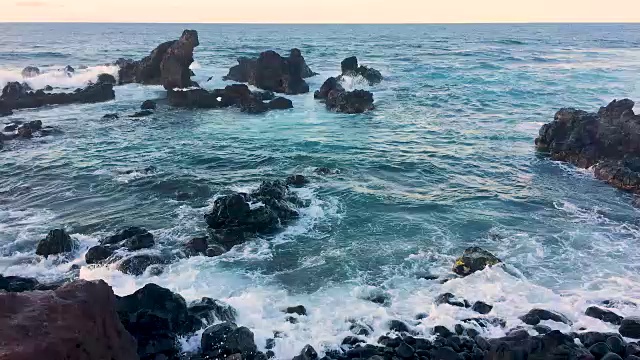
[1,23,640,358]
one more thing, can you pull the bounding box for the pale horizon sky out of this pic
[2,0,640,23]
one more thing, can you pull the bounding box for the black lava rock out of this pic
[35,229,75,257]
[471,301,493,314]
[620,318,640,339]
[586,306,624,325]
[519,308,572,325]
[85,245,114,264]
[285,305,307,316]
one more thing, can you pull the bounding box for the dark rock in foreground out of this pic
[117,30,199,90]
[452,246,501,277]
[314,77,375,114]
[0,280,138,360]
[620,317,640,339]
[117,254,166,276]
[487,330,592,360]
[35,229,76,257]
[536,99,640,193]
[339,56,383,85]
[0,274,58,292]
[116,283,212,359]
[519,308,572,325]
[201,322,259,359]
[0,80,115,113]
[223,48,315,94]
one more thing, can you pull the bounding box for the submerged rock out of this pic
[21,66,41,78]
[339,56,383,85]
[141,99,157,110]
[103,113,119,119]
[35,229,76,257]
[0,280,138,360]
[452,246,501,277]
[117,30,199,90]
[536,99,640,194]
[129,110,153,118]
[223,49,315,94]
[519,308,572,326]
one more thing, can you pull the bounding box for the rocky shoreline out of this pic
[1,246,639,360]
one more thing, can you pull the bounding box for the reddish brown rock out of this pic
[0,280,139,360]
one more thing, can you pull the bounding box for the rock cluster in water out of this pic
[116,29,200,90]
[223,48,316,94]
[313,57,381,114]
[0,78,115,117]
[0,118,59,149]
[536,99,640,194]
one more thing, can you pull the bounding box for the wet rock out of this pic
[519,308,572,326]
[488,330,592,360]
[185,236,208,255]
[85,245,115,264]
[285,305,307,316]
[342,335,365,347]
[21,66,40,78]
[314,77,344,100]
[117,283,199,359]
[0,274,58,292]
[141,99,157,110]
[129,110,153,118]
[123,232,155,251]
[103,226,150,245]
[389,320,411,333]
[293,344,318,360]
[452,246,501,277]
[350,322,373,336]
[97,73,117,85]
[463,317,507,328]
[620,317,640,339]
[585,306,623,325]
[167,84,292,114]
[0,81,115,112]
[0,280,138,360]
[396,342,415,358]
[188,297,237,323]
[314,167,334,175]
[205,244,227,257]
[43,85,53,91]
[103,113,119,119]
[602,353,623,360]
[35,229,75,257]
[361,288,392,306]
[536,99,640,194]
[433,325,454,338]
[472,301,493,314]
[64,65,75,75]
[430,346,461,360]
[605,336,625,355]
[117,254,165,276]
[338,56,383,85]
[533,325,552,335]
[200,322,257,359]
[435,293,470,308]
[325,88,374,114]
[204,180,303,245]
[223,49,315,94]
[268,96,293,110]
[117,30,199,90]
[579,332,618,348]
[286,174,308,187]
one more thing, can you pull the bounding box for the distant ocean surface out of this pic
[1,23,640,357]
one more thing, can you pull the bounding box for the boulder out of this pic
[519,308,572,326]
[314,77,344,100]
[339,56,383,85]
[325,88,375,114]
[188,297,237,324]
[117,30,199,90]
[452,247,501,277]
[619,317,640,339]
[97,73,117,85]
[35,229,75,257]
[0,280,138,360]
[293,345,318,360]
[285,305,307,316]
[286,174,308,187]
[0,274,58,292]
[472,301,494,315]
[21,66,40,78]
[85,245,114,264]
[0,82,115,112]
[117,283,202,359]
[536,99,640,193]
[435,293,469,308]
[102,226,151,245]
[200,322,258,358]
[140,100,157,110]
[268,96,293,110]
[585,306,623,325]
[117,254,165,276]
[223,49,315,94]
[123,232,155,251]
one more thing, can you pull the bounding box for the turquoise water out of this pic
[1,23,640,357]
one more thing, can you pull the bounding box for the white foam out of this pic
[0,65,119,90]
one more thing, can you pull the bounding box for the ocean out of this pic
[1,23,640,357]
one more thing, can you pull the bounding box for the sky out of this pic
[2,0,640,23]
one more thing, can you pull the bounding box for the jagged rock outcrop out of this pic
[536,99,640,193]
[116,30,199,90]
[223,48,316,94]
[167,84,293,114]
[0,80,115,113]
[314,76,374,114]
[452,247,501,277]
[0,280,139,360]
[338,56,383,85]
[35,229,76,258]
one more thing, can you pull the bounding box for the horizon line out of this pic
[1,21,640,25]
